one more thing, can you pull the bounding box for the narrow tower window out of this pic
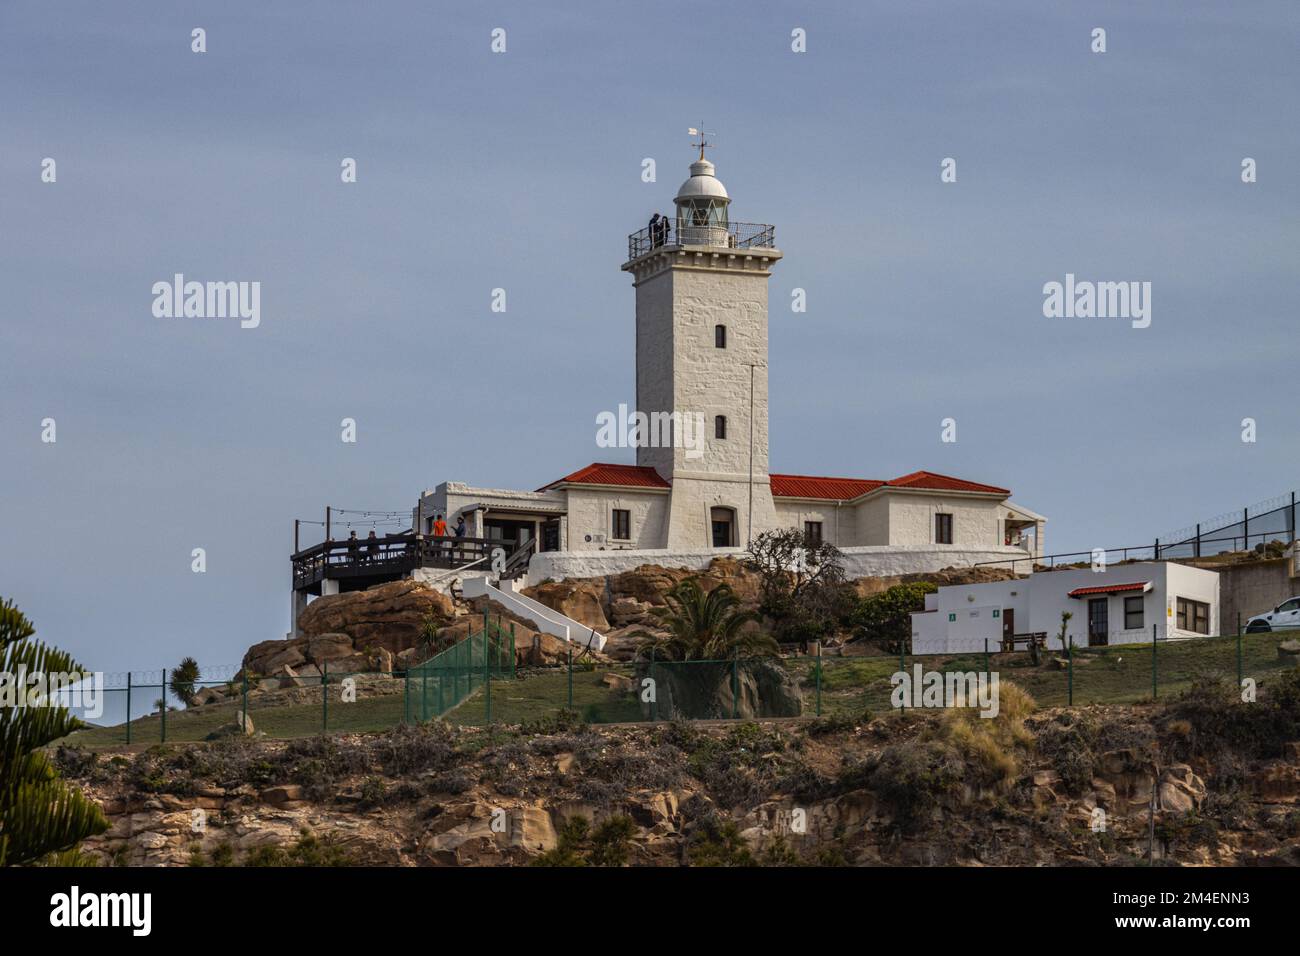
[715,324,726,348]
[715,415,727,439]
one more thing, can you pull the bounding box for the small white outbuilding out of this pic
[910,561,1221,655]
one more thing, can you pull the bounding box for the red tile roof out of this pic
[1067,582,1151,598]
[540,462,670,491]
[543,465,1008,500]
[769,474,884,500]
[769,470,1009,500]
[886,471,1011,495]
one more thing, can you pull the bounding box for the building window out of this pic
[935,513,953,544]
[1124,595,1144,630]
[1176,597,1210,635]
[804,521,823,546]
[715,415,727,439]
[715,324,726,348]
[611,509,631,541]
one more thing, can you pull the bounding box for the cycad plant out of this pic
[0,598,108,865]
[635,579,776,662]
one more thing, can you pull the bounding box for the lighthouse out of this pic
[622,142,782,550]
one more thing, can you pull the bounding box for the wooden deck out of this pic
[291,533,514,594]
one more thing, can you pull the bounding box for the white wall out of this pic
[563,487,670,550]
[885,492,1004,548]
[772,500,858,547]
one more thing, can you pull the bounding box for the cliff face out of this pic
[55,681,1300,867]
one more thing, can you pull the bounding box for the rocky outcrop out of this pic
[521,580,609,631]
[241,581,455,679]
[297,580,454,651]
[60,707,1300,868]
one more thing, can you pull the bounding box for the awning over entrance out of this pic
[1067,581,1152,598]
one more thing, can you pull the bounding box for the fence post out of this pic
[510,623,516,680]
[1067,636,1073,707]
[322,660,328,732]
[160,667,166,743]
[403,666,409,724]
[125,672,132,745]
[241,668,248,734]
[1151,624,1157,700]
[484,626,492,724]
[567,645,573,710]
[649,647,656,722]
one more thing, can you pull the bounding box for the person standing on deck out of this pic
[431,514,449,563]
[452,515,466,562]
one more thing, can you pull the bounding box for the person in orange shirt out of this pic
[431,514,450,562]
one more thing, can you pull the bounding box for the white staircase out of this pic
[462,576,607,653]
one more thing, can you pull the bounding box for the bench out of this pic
[999,632,1048,654]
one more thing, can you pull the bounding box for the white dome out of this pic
[675,158,730,203]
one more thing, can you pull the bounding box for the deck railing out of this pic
[291,533,506,589]
[627,219,775,260]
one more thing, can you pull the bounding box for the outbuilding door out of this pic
[1088,598,1109,646]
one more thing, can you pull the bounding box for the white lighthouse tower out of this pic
[621,138,782,550]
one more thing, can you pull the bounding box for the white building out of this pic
[412,148,1047,580]
[910,561,1222,655]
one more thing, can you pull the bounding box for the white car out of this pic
[1246,596,1300,632]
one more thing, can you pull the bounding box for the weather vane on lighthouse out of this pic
[688,125,716,160]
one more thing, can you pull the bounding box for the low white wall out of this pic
[528,544,1030,583]
[411,567,493,595]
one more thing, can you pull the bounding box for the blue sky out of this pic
[2,1,1297,674]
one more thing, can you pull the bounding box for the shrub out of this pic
[851,583,938,653]
[685,815,755,867]
[532,814,636,867]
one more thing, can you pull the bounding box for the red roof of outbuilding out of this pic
[1067,582,1151,598]
[539,462,670,491]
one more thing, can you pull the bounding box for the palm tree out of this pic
[634,579,776,661]
[170,656,201,707]
[0,598,108,865]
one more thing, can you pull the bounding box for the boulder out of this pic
[608,565,694,606]
[306,632,356,663]
[260,785,305,808]
[242,638,308,676]
[609,597,652,627]
[517,629,572,667]
[602,673,635,692]
[1278,640,1300,662]
[277,664,319,689]
[522,580,610,631]
[295,580,454,653]
[1159,764,1206,814]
